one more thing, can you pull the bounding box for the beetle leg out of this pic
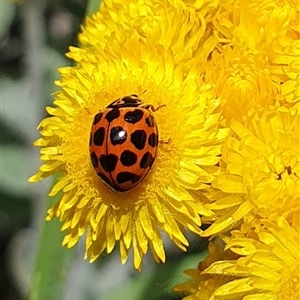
[143,104,166,112]
[159,138,172,145]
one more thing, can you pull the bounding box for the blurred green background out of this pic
[0,1,208,299]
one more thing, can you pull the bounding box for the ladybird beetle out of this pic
[89,94,159,192]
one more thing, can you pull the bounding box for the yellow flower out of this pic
[202,106,299,237]
[77,0,219,63]
[29,2,228,270]
[206,0,300,122]
[174,240,238,299]
[176,217,300,300]
[201,44,278,123]
[213,0,299,54]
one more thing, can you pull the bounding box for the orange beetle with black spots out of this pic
[89,94,160,192]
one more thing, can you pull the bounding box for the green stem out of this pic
[29,1,102,299]
[86,0,102,17]
[29,189,75,300]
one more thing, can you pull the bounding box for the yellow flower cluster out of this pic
[173,0,300,299]
[30,0,299,298]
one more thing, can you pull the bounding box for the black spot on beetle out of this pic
[120,150,138,167]
[93,127,105,146]
[124,109,144,124]
[99,154,118,172]
[140,151,154,169]
[116,172,141,184]
[90,152,98,168]
[110,126,127,145]
[148,133,158,147]
[107,96,141,108]
[130,130,147,150]
[93,112,103,125]
[121,96,140,105]
[145,115,155,127]
[105,108,120,122]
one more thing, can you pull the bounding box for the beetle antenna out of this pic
[140,89,147,96]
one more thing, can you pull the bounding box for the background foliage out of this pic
[0,1,209,299]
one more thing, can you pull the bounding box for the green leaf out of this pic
[105,251,207,300]
[29,184,75,300]
[104,272,152,300]
[86,0,102,17]
[142,252,207,300]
